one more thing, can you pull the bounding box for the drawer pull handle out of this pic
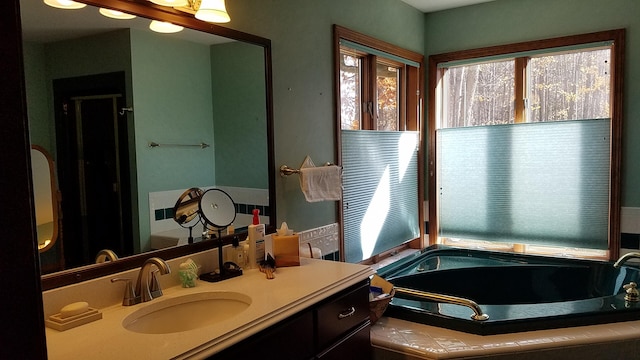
[338,307,356,319]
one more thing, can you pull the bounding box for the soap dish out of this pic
[45,307,102,331]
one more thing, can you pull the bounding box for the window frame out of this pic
[334,25,425,261]
[427,29,625,260]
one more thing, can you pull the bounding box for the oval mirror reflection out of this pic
[31,145,60,254]
[173,187,204,226]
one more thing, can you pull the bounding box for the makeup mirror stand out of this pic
[198,189,242,283]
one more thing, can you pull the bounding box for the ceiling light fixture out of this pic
[149,20,184,33]
[43,0,86,9]
[149,0,231,23]
[98,8,137,20]
[194,0,230,23]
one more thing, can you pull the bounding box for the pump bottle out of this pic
[247,209,265,269]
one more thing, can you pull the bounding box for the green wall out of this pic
[211,41,268,189]
[423,0,640,207]
[221,0,426,230]
[130,29,216,252]
[23,42,51,151]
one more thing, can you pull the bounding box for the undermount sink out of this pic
[122,291,252,334]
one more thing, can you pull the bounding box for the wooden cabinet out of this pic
[214,280,371,360]
[314,282,371,359]
[317,321,371,360]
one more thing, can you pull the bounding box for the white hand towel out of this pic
[298,156,342,202]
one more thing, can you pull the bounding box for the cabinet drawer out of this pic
[316,282,369,350]
[316,321,371,360]
[213,310,314,360]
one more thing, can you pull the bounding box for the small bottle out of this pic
[231,236,246,268]
[242,241,250,267]
[247,209,265,269]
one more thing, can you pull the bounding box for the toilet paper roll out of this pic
[299,243,322,259]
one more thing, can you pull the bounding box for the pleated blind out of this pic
[342,130,420,263]
[436,118,610,249]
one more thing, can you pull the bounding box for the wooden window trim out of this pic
[514,57,527,123]
[363,54,375,130]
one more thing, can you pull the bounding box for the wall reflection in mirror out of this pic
[22,0,272,275]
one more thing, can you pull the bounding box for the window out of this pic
[528,49,611,122]
[443,59,515,127]
[339,53,362,130]
[428,29,625,260]
[335,25,424,263]
[339,46,405,131]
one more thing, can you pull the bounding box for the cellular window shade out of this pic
[436,118,610,250]
[342,130,420,263]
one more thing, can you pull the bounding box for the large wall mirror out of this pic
[20,0,275,289]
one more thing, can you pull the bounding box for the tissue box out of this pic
[272,234,300,267]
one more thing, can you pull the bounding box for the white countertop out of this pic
[44,257,373,359]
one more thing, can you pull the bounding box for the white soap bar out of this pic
[60,301,89,319]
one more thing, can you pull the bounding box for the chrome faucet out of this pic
[95,249,119,263]
[613,252,640,268]
[136,257,171,303]
[112,256,171,306]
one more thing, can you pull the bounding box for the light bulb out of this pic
[149,20,184,33]
[99,8,137,20]
[43,0,86,10]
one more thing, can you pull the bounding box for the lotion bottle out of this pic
[247,209,265,269]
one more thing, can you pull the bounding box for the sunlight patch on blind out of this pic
[342,130,420,262]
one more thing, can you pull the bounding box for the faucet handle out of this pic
[111,278,139,306]
[149,270,163,299]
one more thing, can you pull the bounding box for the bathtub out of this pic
[376,245,640,335]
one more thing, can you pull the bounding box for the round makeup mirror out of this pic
[173,187,205,243]
[199,189,236,231]
[173,188,204,225]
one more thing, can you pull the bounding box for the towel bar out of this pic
[279,163,339,177]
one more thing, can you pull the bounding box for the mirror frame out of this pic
[39,0,276,290]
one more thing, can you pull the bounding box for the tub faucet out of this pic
[613,252,640,268]
[135,257,171,303]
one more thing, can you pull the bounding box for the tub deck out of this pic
[371,316,640,359]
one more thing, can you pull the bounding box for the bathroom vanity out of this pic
[42,254,374,359]
[216,280,371,359]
